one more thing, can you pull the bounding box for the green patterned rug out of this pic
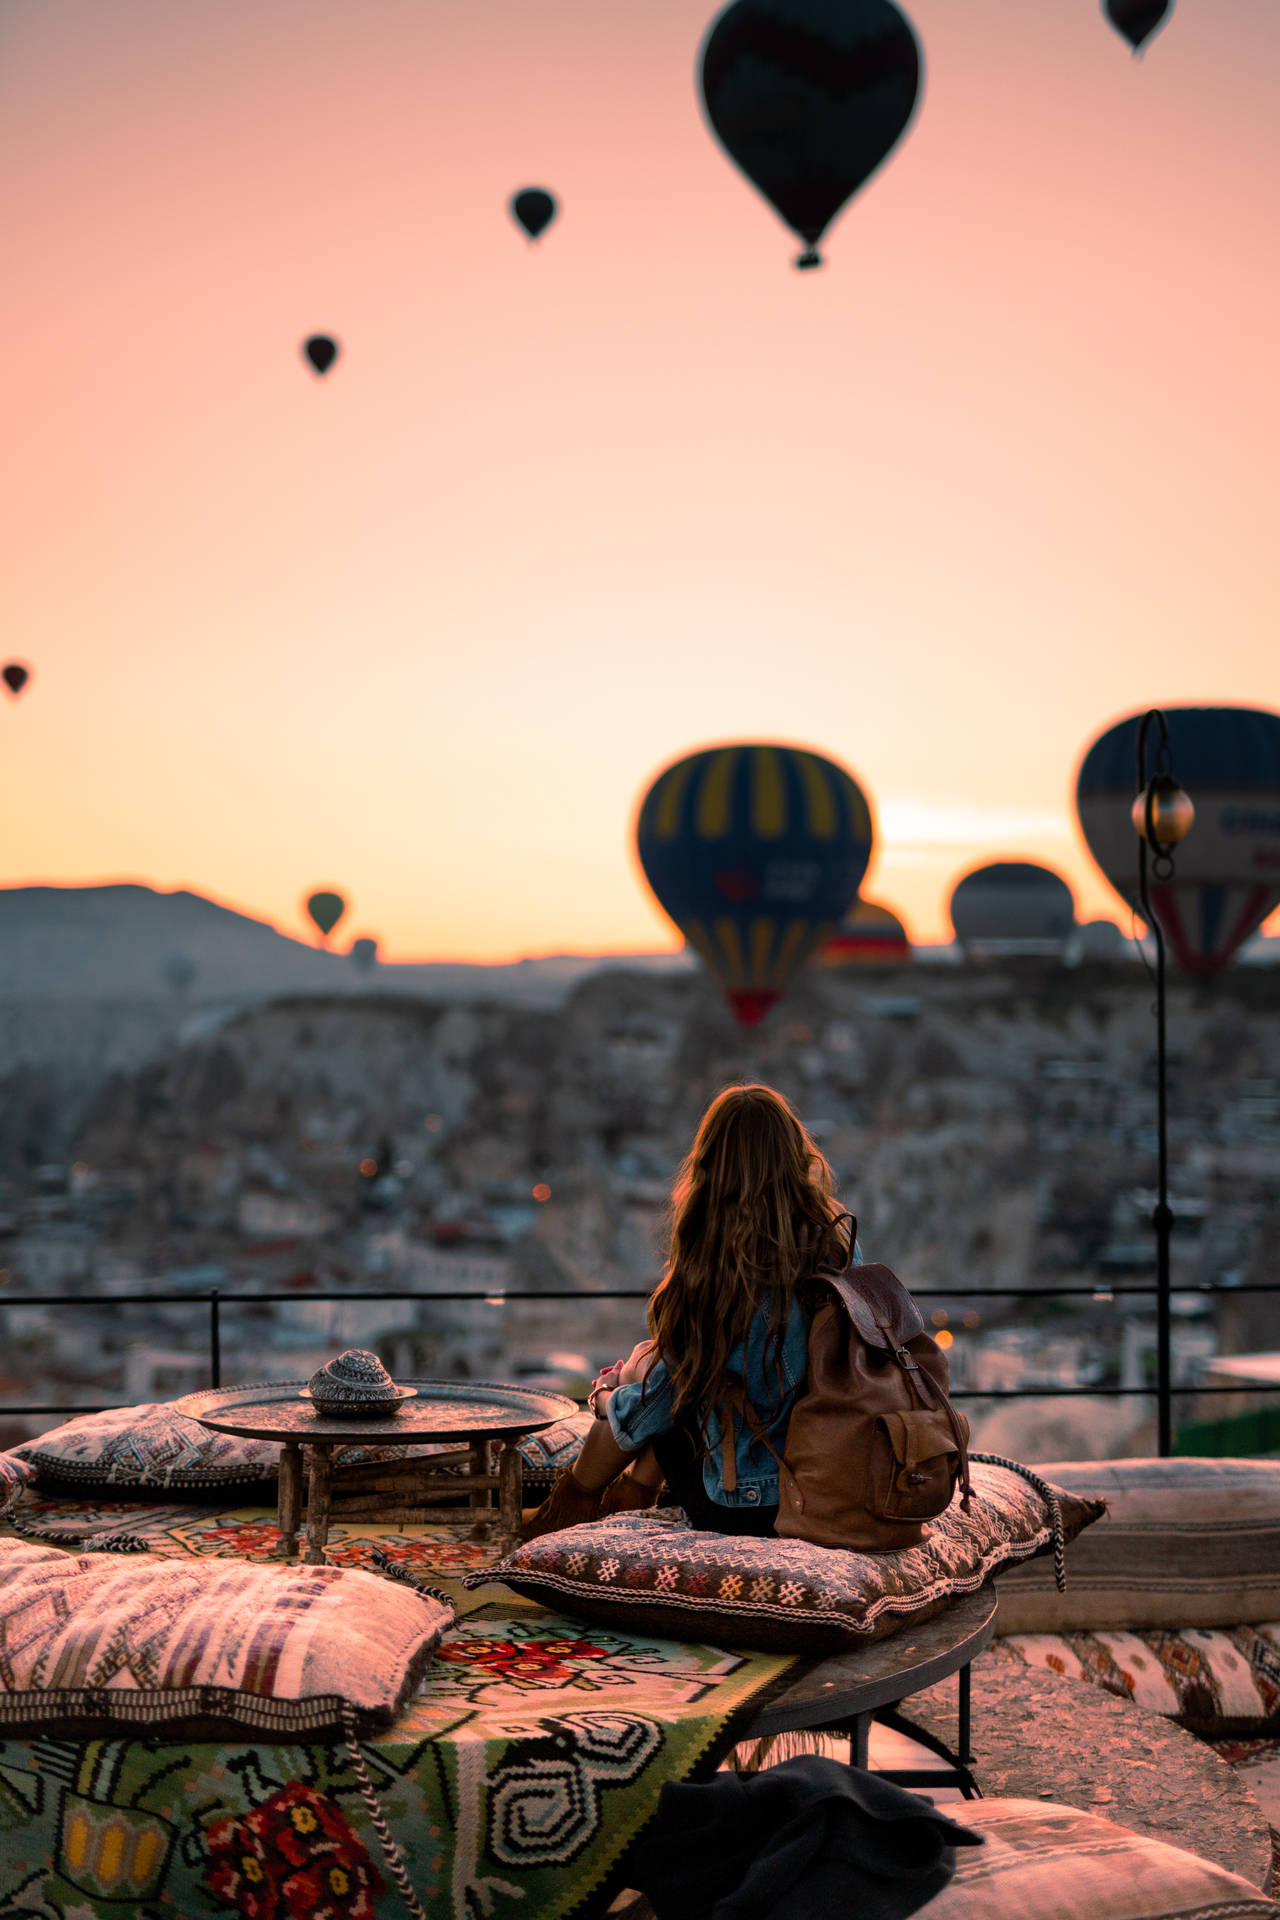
[0,1503,795,1919]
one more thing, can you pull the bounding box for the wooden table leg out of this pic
[496,1442,522,1553]
[278,1441,303,1557]
[304,1444,333,1565]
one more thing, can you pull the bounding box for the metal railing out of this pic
[2,1278,1277,1432]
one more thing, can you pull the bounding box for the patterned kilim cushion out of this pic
[466,1462,1104,1652]
[924,1797,1278,1920]
[11,1400,441,1496]
[516,1410,593,1487]
[992,1622,1280,1736]
[0,1537,452,1737]
[0,1451,33,1518]
[993,1458,1280,1633]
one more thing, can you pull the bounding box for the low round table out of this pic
[176,1379,576,1564]
[738,1587,999,1788]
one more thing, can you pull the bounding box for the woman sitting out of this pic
[523,1083,857,1539]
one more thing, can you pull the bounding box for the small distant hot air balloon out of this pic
[2,663,30,697]
[1074,919,1127,964]
[1103,0,1172,54]
[303,335,340,376]
[305,890,347,943]
[164,952,198,995]
[950,863,1076,959]
[510,189,558,241]
[699,0,922,269]
[818,897,911,967]
[350,936,379,973]
[1076,706,1280,979]
[636,742,873,1028]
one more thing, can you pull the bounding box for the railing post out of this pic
[209,1288,222,1389]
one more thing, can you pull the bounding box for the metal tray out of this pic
[174,1378,578,1445]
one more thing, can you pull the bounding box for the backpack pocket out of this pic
[872,1408,971,1522]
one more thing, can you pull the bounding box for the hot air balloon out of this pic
[2,663,30,697]
[636,742,873,1027]
[164,952,198,995]
[1103,0,1172,54]
[303,335,339,376]
[698,0,921,269]
[305,890,346,942]
[510,189,558,241]
[351,936,379,973]
[950,862,1076,958]
[818,896,911,967]
[1076,706,1280,979]
[1073,919,1127,964]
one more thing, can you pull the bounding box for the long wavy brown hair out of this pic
[647,1084,850,1419]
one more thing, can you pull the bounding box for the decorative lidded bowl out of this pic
[302,1349,417,1418]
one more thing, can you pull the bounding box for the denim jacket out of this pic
[605,1241,863,1511]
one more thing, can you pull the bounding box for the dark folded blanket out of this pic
[626,1755,984,1920]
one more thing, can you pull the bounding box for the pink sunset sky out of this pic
[2,0,1277,959]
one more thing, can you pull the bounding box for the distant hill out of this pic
[0,884,692,1005]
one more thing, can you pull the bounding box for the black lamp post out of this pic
[1132,710,1195,1456]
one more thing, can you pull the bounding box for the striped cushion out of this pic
[992,1624,1280,1735]
[0,1538,451,1737]
[924,1798,1277,1920]
[993,1459,1280,1633]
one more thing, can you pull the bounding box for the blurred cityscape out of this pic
[2,927,1277,1461]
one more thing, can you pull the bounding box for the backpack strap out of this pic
[717,1377,787,1496]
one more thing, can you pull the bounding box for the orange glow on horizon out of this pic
[2,1,1278,961]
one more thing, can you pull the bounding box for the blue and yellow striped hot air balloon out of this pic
[635,743,873,1027]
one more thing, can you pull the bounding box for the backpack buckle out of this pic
[895,1346,919,1371]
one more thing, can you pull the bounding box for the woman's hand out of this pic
[617,1339,655,1387]
[588,1361,622,1418]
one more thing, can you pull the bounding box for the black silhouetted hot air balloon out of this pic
[303,335,340,376]
[950,863,1075,958]
[510,189,558,241]
[1076,706,1280,978]
[305,890,347,942]
[2,663,30,697]
[698,0,922,269]
[350,936,379,973]
[636,743,873,1027]
[818,896,911,967]
[1103,0,1172,54]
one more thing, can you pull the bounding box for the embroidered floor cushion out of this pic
[10,1401,443,1496]
[918,1798,1278,1920]
[991,1458,1280,1633]
[466,1462,1103,1653]
[992,1623,1280,1736]
[0,1452,34,1519]
[0,1537,451,1737]
[516,1411,594,1488]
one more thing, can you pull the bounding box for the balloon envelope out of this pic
[351,936,379,972]
[818,896,910,967]
[1103,0,1172,52]
[636,742,873,1027]
[164,953,198,993]
[698,0,921,264]
[305,890,346,939]
[510,189,558,240]
[1076,706,1280,978]
[950,863,1075,957]
[303,335,339,376]
[2,663,30,696]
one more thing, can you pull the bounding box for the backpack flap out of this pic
[825,1265,926,1351]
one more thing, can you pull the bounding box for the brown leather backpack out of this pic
[774,1241,972,1552]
